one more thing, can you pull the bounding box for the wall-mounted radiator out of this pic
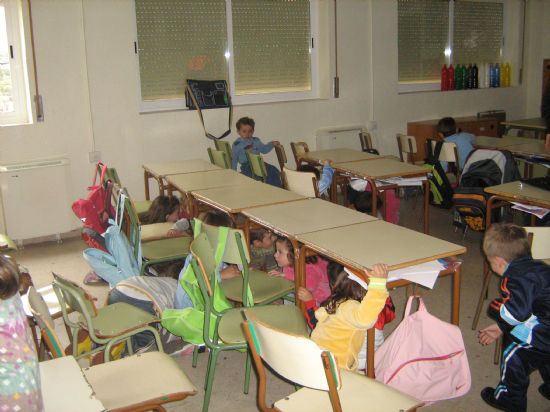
[315,124,368,151]
[0,158,73,242]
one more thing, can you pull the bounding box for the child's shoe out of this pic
[480,387,507,411]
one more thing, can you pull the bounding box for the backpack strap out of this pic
[185,83,233,141]
[427,140,444,163]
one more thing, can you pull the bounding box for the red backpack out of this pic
[72,163,115,238]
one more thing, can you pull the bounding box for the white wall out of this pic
[0,0,547,238]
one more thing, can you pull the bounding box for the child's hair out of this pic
[353,191,382,214]
[0,255,20,300]
[437,117,457,137]
[296,164,320,179]
[250,228,269,244]
[276,237,317,265]
[322,265,367,314]
[139,195,180,224]
[236,116,255,131]
[483,223,531,262]
[202,210,235,228]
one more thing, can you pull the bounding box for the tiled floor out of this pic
[13,197,549,411]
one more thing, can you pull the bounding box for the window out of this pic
[398,0,506,91]
[0,0,30,125]
[135,0,318,112]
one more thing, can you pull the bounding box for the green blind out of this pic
[231,0,311,95]
[453,1,503,65]
[135,0,227,101]
[398,0,449,82]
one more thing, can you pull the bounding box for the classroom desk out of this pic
[333,158,430,233]
[474,135,532,149]
[296,220,466,378]
[143,160,220,200]
[40,356,105,412]
[300,148,383,164]
[501,117,547,139]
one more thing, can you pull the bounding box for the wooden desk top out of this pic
[296,220,465,271]
[167,169,255,193]
[143,160,220,177]
[485,181,550,208]
[507,141,550,159]
[193,182,305,213]
[334,158,427,180]
[302,148,383,164]
[501,117,546,131]
[474,135,531,149]
[242,198,377,237]
[40,356,104,412]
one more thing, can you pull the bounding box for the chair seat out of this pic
[218,305,308,344]
[83,351,197,411]
[81,302,159,338]
[142,236,191,260]
[222,270,294,304]
[274,368,422,412]
[140,222,176,242]
[134,200,152,215]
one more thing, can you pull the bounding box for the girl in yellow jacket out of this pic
[310,263,389,371]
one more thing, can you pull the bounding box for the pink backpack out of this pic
[374,296,471,404]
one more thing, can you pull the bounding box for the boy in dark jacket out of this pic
[478,223,550,411]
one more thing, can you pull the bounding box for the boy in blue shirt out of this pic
[231,116,282,187]
[478,223,550,412]
[436,117,475,171]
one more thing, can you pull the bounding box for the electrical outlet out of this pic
[88,151,101,163]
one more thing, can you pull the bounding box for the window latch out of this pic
[9,45,14,59]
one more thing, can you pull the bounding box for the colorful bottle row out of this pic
[441,63,511,91]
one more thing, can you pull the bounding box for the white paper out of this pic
[344,267,369,290]
[387,260,446,289]
[511,202,550,219]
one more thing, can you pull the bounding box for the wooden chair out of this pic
[30,288,197,411]
[189,233,308,412]
[281,166,319,198]
[274,143,287,171]
[245,150,268,183]
[207,147,231,169]
[290,141,309,166]
[396,133,423,165]
[359,131,374,152]
[214,139,233,166]
[242,314,423,412]
[427,139,461,183]
[52,273,164,362]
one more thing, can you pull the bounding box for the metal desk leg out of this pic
[423,179,430,234]
[144,170,151,201]
[452,265,461,325]
[368,178,378,219]
[366,328,375,378]
[297,245,307,313]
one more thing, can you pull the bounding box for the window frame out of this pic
[136,0,320,113]
[0,0,31,126]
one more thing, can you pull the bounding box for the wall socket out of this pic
[88,151,101,163]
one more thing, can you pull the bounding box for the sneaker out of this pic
[83,271,108,286]
[480,387,508,411]
[539,384,550,400]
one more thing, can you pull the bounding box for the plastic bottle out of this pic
[500,62,506,87]
[441,64,448,91]
[494,63,500,87]
[455,64,462,90]
[478,63,486,88]
[504,63,511,87]
[489,63,495,87]
[465,64,472,89]
[447,64,455,90]
[472,64,479,89]
[484,63,491,88]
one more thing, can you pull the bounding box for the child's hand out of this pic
[221,265,241,279]
[367,263,389,279]
[268,270,284,277]
[323,160,332,166]
[167,229,180,237]
[271,140,280,146]
[297,287,314,302]
[478,323,502,346]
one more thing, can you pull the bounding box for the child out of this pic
[297,262,395,370]
[296,160,334,198]
[231,116,282,187]
[436,116,475,170]
[478,223,550,412]
[0,255,43,411]
[249,229,278,271]
[348,179,399,224]
[269,237,330,305]
[139,195,191,236]
[309,262,389,371]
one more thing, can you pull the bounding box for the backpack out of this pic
[424,141,454,209]
[375,296,471,404]
[453,149,520,231]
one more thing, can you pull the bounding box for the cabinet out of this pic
[407,116,499,161]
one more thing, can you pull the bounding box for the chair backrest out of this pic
[28,286,66,358]
[245,151,268,182]
[214,140,233,165]
[290,141,309,166]
[396,134,418,163]
[52,273,97,323]
[106,167,122,186]
[525,227,550,260]
[359,131,373,152]
[274,144,287,171]
[282,167,319,198]
[207,148,230,169]
[429,139,459,165]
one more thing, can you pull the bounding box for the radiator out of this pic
[315,124,368,150]
[0,158,73,242]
